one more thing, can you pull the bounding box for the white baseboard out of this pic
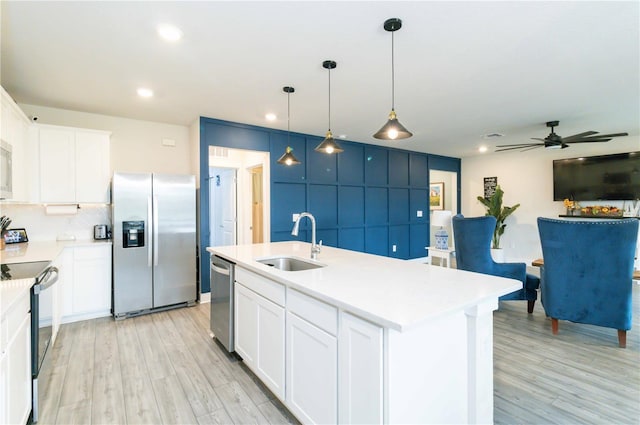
[200,292,211,303]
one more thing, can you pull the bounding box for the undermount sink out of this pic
[256,256,326,271]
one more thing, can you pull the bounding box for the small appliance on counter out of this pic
[94,224,110,240]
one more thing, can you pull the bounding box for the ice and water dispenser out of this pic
[122,221,145,248]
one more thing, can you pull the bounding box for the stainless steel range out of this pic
[1,261,59,423]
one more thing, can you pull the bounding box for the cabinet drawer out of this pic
[2,289,30,352]
[236,267,285,307]
[287,289,337,336]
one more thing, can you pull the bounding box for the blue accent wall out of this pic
[199,116,461,292]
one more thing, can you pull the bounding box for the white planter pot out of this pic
[491,248,505,263]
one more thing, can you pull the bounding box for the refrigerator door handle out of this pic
[153,195,159,266]
[147,195,153,267]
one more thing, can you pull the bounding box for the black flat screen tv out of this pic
[553,151,640,201]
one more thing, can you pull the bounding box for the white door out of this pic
[210,168,237,246]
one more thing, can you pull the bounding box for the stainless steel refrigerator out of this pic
[112,172,197,318]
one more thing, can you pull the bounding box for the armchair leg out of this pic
[527,300,535,314]
[618,330,627,348]
[551,318,559,335]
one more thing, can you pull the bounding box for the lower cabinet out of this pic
[0,290,32,425]
[339,311,384,424]
[58,244,112,323]
[234,279,285,400]
[286,311,338,425]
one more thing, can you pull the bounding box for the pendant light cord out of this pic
[328,66,331,131]
[287,91,291,145]
[391,30,395,111]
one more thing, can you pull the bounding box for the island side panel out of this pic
[385,310,468,424]
[465,299,498,425]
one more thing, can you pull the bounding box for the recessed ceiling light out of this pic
[137,88,154,98]
[265,113,277,121]
[157,24,183,42]
[478,146,488,153]
[338,134,347,139]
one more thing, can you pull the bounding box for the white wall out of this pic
[461,137,640,267]
[20,104,194,175]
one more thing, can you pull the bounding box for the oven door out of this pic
[30,265,58,423]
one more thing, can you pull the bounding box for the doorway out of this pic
[250,165,264,243]
[208,147,270,246]
[209,167,237,247]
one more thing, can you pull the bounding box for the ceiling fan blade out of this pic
[520,145,544,152]
[531,138,547,142]
[565,139,612,144]
[495,145,542,152]
[496,143,543,148]
[562,131,598,142]
[583,132,628,139]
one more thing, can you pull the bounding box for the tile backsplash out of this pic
[0,204,111,241]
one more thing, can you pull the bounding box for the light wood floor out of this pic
[38,287,639,425]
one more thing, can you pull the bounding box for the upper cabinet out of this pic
[1,86,33,202]
[37,124,111,204]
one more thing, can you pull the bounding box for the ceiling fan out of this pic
[495,121,629,152]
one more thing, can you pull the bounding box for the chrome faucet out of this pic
[291,212,322,259]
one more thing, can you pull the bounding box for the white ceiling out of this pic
[1,1,638,158]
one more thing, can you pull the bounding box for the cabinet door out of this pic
[72,245,112,317]
[75,131,110,203]
[234,282,258,367]
[339,312,383,424]
[0,351,7,425]
[286,312,337,424]
[256,296,285,400]
[7,313,31,425]
[39,127,76,202]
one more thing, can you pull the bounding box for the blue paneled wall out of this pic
[199,117,461,292]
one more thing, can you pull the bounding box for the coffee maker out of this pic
[94,224,109,240]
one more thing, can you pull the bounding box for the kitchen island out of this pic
[207,241,520,424]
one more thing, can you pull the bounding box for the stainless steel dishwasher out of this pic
[210,255,235,352]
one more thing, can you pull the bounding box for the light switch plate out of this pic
[417,210,423,217]
[392,244,397,252]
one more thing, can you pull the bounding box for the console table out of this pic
[532,258,640,280]
[427,247,455,268]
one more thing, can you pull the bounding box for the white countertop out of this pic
[0,239,112,264]
[207,241,521,331]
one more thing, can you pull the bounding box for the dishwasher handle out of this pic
[211,263,230,276]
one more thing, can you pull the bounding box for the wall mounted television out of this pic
[553,151,640,201]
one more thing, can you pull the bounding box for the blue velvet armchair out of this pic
[452,215,540,312]
[537,217,638,348]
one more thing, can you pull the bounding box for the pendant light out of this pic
[277,86,301,166]
[373,18,412,140]
[315,60,344,154]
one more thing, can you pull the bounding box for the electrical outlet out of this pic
[392,244,397,252]
[292,213,300,222]
[417,210,423,217]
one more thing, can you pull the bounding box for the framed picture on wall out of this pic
[430,182,444,210]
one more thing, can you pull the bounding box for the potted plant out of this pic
[477,185,520,252]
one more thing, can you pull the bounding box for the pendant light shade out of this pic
[373,18,412,140]
[315,60,344,154]
[277,86,301,166]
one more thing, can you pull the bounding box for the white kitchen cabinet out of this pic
[339,311,384,424]
[234,268,285,400]
[57,244,112,323]
[0,289,32,425]
[72,244,112,318]
[37,124,110,204]
[1,85,34,202]
[286,289,338,425]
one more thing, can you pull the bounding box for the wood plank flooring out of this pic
[38,286,639,424]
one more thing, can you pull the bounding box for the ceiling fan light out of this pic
[277,146,301,165]
[315,130,344,154]
[373,110,413,140]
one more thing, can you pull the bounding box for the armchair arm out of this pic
[491,261,527,285]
